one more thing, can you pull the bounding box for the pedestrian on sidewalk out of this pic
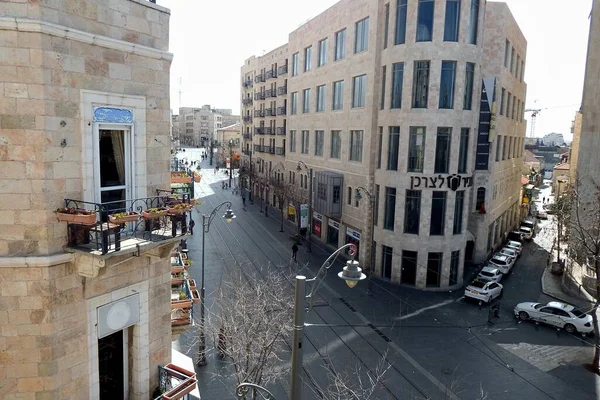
[188,218,195,235]
[242,194,246,207]
[292,243,298,261]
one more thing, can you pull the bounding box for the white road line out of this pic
[394,299,455,321]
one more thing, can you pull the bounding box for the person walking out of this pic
[242,193,246,207]
[292,243,298,261]
[188,218,195,235]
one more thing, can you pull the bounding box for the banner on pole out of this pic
[300,204,308,228]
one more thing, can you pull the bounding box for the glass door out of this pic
[96,127,132,216]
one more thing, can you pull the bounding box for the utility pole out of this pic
[228,140,233,188]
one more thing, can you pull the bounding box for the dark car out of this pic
[507,231,524,244]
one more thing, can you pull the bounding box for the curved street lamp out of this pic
[296,161,313,253]
[236,382,276,400]
[197,201,236,366]
[355,186,376,296]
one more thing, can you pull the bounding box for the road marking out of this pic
[394,299,455,321]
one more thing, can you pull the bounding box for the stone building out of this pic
[570,110,582,184]
[241,0,527,290]
[177,105,240,147]
[0,0,179,398]
[216,122,242,167]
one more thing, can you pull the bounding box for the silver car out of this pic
[477,266,503,283]
[514,301,593,334]
[498,247,518,259]
[505,240,523,256]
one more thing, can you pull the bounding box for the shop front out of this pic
[312,212,323,239]
[287,203,296,223]
[345,226,361,258]
[327,219,340,247]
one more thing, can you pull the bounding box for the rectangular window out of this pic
[383,187,396,230]
[404,189,421,234]
[434,127,451,173]
[515,54,520,78]
[439,61,456,109]
[520,60,525,81]
[464,62,475,110]
[391,62,404,109]
[301,130,309,154]
[430,191,447,235]
[444,0,461,42]
[457,128,469,173]
[512,95,516,119]
[412,60,430,108]
[380,66,387,110]
[468,0,480,44]
[506,92,511,120]
[304,46,312,72]
[408,126,425,172]
[502,136,507,160]
[292,52,299,76]
[316,85,326,112]
[349,130,363,162]
[382,245,393,279]
[495,135,502,161]
[374,184,380,226]
[387,127,400,171]
[500,88,505,115]
[352,74,367,108]
[449,251,459,286]
[330,130,341,159]
[318,38,327,67]
[510,47,515,74]
[335,29,347,60]
[302,88,310,113]
[377,127,383,169]
[453,191,465,234]
[289,130,296,152]
[504,40,510,68]
[347,187,352,205]
[416,0,435,42]
[332,80,344,110]
[427,252,442,287]
[395,0,408,45]
[314,130,324,156]
[384,3,390,49]
[291,92,298,115]
[355,17,369,53]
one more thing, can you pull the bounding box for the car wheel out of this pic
[565,323,577,334]
[518,311,529,321]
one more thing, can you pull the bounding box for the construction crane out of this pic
[524,108,542,138]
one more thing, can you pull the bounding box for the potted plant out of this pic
[171,299,193,309]
[142,207,168,220]
[187,278,196,288]
[108,211,140,224]
[191,288,200,304]
[55,207,97,225]
[183,259,193,270]
[167,203,193,215]
[171,273,185,286]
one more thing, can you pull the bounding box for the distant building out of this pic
[216,123,242,166]
[552,163,570,196]
[522,149,542,175]
[524,143,570,175]
[542,132,566,146]
[178,105,240,147]
[570,110,583,184]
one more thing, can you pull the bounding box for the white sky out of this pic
[161,0,592,140]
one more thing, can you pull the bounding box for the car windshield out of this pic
[520,227,531,233]
[571,309,588,318]
[469,280,487,289]
[492,259,507,266]
[480,271,494,277]
[508,241,521,248]
[533,304,543,310]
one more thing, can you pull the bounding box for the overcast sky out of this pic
[160,0,592,140]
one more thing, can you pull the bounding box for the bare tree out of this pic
[286,182,309,236]
[547,190,572,266]
[269,175,288,232]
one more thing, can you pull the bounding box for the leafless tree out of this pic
[547,189,572,266]
[269,175,288,232]
[285,181,309,236]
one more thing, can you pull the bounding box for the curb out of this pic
[541,267,594,307]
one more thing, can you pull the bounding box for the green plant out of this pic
[147,207,167,214]
[55,207,96,215]
[110,211,136,219]
[179,291,186,300]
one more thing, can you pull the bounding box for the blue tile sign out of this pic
[93,107,134,123]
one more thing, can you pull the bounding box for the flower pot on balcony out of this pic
[108,211,141,224]
[171,277,185,286]
[191,288,200,304]
[163,378,197,400]
[167,204,193,215]
[172,266,184,274]
[55,208,97,225]
[171,299,193,309]
[142,207,168,220]
[187,279,196,288]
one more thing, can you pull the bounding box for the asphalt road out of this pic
[173,151,598,400]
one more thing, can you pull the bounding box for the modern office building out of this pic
[241,0,527,290]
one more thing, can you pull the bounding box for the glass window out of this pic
[458,128,469,173]
[416,0,435,42]
[395,0,408,45]
[352,74,367,108]
[476,187,485,211]
[504,40,510,68]
[506,93,511,119]
[430,191,447,235]
[515,54,520,78]
[380,66,387,110]
[301,130,309,154]
[302,88,310,113]
[315,130,324,156]
[512,95,516,119]
[382,245,393,279]
[449,251,459,286]
[289,130,296,152]
[387,126,400,171]
[332,80,344,110]
[464,62,475,110]
[292,52,299,76]
[404,190,421,234]
[468,0,480,45]
[355,17,369,53]
[453,191,465,234]
[495,135,502,161]
[412,60,430,108]
[291,92,298,115]
[318,38,327,67]
[434,127,451,173]
[520,60,525,81]
[316,85,326,112]
[444,0,461,42]
[377,127,383,169]
[439,61,456,109]
[427,252,442,287]
[384,3,390,49]
[330,130,341,159]
[304,46,312,72]
[500,88,505,115]
[347,186,352,205]
[391,62,404,109]
[335,29,347,60]
[510,47,515,74]
[349,130,363,162]
[383,187,396,230]
[401,250,417,285]
[374,184,380,226]
[408,126,425,172]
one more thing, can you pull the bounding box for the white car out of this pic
[519,226,533,240]
[477,266,503,283]
[514,301,593,334]
[489,254,515,274]
[505,240,523,256]
[498,247,518,259]
[464,279,503,303]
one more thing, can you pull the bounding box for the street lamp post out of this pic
[197,202,236,366]
[228,139,233,188]
[297,161,313,253]
[355,187,376,296]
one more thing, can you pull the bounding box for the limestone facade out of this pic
[0,0,174,398]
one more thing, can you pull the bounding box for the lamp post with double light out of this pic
[296,161,313,253]
[197,201,236,366]
[355,186,376,296]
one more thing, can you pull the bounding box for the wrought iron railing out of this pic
[278,64,288,75]
[277,86,287,95]
[276,127,286,135]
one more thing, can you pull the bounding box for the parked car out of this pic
[464,279,503,303]
[507,231,524,244]
[521,219,536,233]
[519,226,533,241]
[477,266,504,283]
[514,301,593,334]
[498,247,518,259]
[489,254,516,274]
[505,240,523,257]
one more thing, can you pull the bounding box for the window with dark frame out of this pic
[382,245,393,279]
[444,0,461,42]
[352,74,367,108]
[318,38,328,67]
[304,46,312,72]
[387,126,400,171]
[315,130,324,156]
[453,191,465,234]
[430,191,447,235]
[349,130,363,162]
[316,85,326,112]
[412,60,430,108]
[380,66,387,110]
[468,0,480,44]
[332,80,344,110]
[355,17,370,53]
[439,61,456,109]
[292,52,299,76]
[384,3,390,49]
[404,189,421,234]
[449,251,459,286]
[377,127,383,169]
[395,0,408,45]
[289,130,296,152]
[383,187,396,230]
[408,126,425,172]
[416,0,435,42]
[427,252,443,287]
[330,130,341,159]
[464,62,475,110]
[302,88,310,113]
[434,127,451,174]
[335,29,347,60]
[457,128,469,173]
[391,62,404,109]
[476,187,485,211]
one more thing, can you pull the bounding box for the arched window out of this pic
[476,187,486,211]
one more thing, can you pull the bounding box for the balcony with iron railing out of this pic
[242,98,253,106]
[278,64,288,75]
[253,145,264,152]
[242,115,253,123]
[243,80,253,88]
[254,127,265,134]
[264,89,272,98]
[265,127,273,135]
[242,149,251,156]
[276,127,286,135]
[265,108,276,117]
[268,89,277,98]
[243,133,252,140]
[254,74,264,83]
[266,70,277,80]
[277,106,286,116]
[254,92,265,101]
[254,109,265,118]
[275,146,285,156]
[277,86,287,95]
[268,146,275,154]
